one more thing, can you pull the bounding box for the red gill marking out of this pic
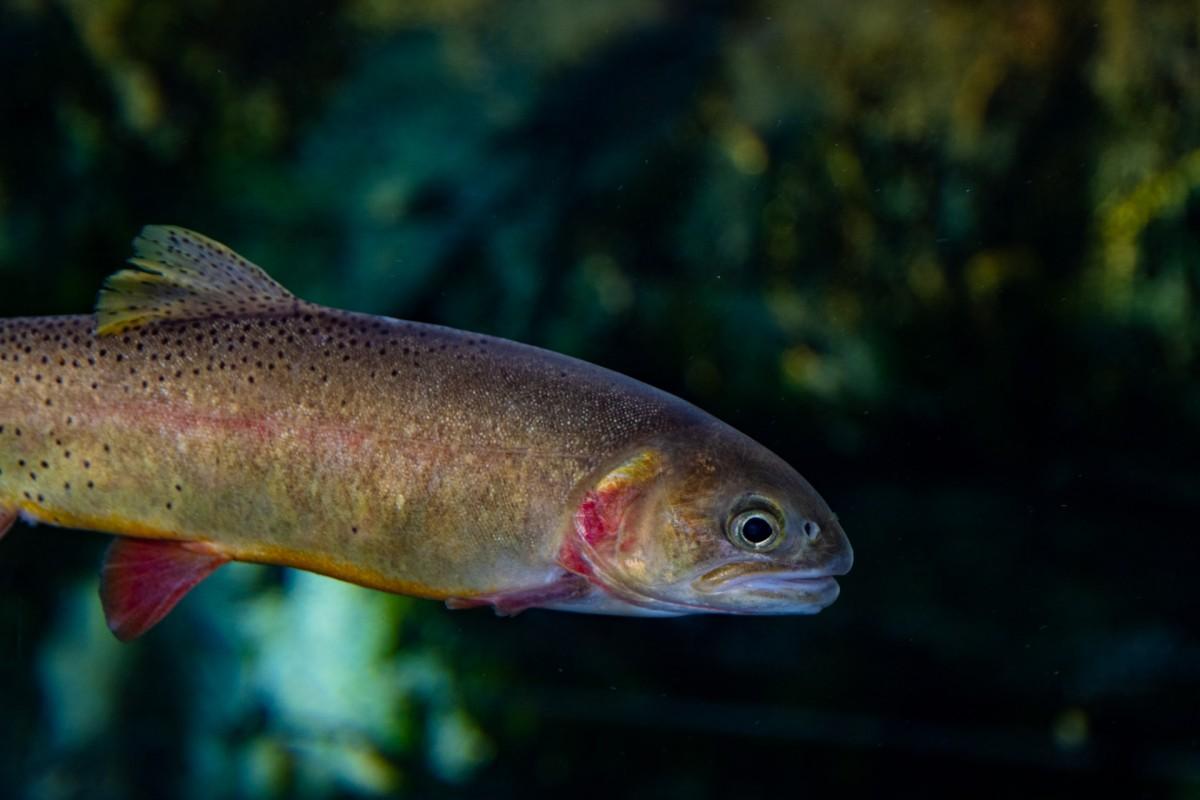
[558,484,633,579]
[578,492,607,545]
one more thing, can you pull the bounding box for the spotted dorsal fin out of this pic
[95,225,303,336]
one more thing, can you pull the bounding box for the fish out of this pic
[0,226,853,640]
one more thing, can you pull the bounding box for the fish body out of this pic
[0,227,852,639]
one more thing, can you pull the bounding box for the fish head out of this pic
[563,425,853,615]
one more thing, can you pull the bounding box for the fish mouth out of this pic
[692,563,842,608]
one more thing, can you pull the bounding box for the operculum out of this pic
[557,448,665,590]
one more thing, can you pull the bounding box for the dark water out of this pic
[1,2,1198,797]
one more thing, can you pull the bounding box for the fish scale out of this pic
[0,226,852,640]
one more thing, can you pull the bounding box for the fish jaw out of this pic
[689,561,844,614]
[560,528,846,616]
[673,520,852,614]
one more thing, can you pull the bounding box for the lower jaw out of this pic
[578,568,843,616]
[694,575,841,612]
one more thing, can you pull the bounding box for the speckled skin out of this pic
[0,307,704,598]
[0,227,852,616]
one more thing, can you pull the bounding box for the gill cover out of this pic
[559,449,664,587]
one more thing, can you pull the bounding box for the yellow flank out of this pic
[230,543,458,601]
[17,498,458,601]
[17,501,175,542]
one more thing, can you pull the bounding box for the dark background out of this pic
[1,1,1198,797]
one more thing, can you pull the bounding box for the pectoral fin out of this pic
[446,573,590,616]
[0,509,15,541]
[100,537,229,641]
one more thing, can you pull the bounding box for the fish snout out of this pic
[795,514,853,576]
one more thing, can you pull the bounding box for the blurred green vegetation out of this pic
[1,0,1199,797]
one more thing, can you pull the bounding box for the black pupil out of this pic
[741,515,774,544]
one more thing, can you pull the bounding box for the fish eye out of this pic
[729,508,783,551]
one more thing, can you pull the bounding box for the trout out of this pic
[0,226,853,640]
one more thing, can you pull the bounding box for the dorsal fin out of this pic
[96,225,303,336]
[100,537,229,641]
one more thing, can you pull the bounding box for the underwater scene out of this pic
[0,1,1197,797]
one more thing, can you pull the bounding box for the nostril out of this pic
[802,520,821,540]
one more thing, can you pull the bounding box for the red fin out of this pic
[100,538,229,641]
[0,510,16,541]
[446,573,590,616]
